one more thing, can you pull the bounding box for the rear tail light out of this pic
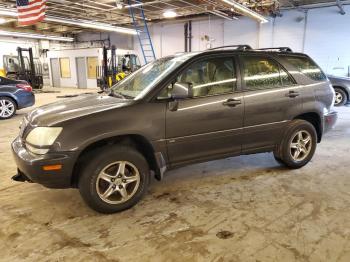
[16,84,32,92]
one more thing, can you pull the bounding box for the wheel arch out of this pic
[0,94,18,108]
[71,134,159,187]
[294,112,322,143]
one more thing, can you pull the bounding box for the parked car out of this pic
[328,75,350,106]
[0,76,35,120]
[11,46,337,213]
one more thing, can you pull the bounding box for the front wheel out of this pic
[78,146,150,213]
[334,87,347,107]
[0,97,17,120]
[274,120,317,169]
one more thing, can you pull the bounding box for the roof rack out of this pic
[255,47,293,52]
[207,45,253,51]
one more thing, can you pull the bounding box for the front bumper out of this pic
[11,137,78,188]
[324,111,338,133]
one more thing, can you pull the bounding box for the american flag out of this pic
[16,0,46,26]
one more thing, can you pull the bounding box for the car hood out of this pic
[27,93,132,126]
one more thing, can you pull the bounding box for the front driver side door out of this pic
[164,55,245,167]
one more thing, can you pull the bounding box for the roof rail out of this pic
[207,45,253,51]
[255,47,293,52]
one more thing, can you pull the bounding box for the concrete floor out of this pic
[0,88,349,262]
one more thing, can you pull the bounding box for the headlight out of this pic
[25,127,62,154]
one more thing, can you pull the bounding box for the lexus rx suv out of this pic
[11,46,337,213]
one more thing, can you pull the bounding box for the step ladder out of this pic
[128,0,156,64]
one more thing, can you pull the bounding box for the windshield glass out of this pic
[111,53,197,100]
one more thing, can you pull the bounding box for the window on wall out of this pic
[87,57,98,79]
[176,57,236,97]
[242,56,295,90]
[59,58,71,78]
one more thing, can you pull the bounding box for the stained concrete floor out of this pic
[0,88,349,262]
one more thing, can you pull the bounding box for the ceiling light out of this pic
[0,30,74,42]
[46,16,137,35]
[0,8,17,17]
[0,18,7,24]
[0,7,137,35]
[221,0,268,23]
[163,10,177,18]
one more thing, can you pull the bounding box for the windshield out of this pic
[111,53,197,100]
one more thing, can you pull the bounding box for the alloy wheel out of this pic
[335,91,343,105]
[290,130,312,162]
[0,99,15,118]
[96,161,141,204]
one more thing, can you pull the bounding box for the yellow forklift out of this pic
[97,45,141,91]
[3,47,43,89]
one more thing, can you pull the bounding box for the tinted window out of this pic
[284,56,326,81]
[176,57,236,97]
[243,56,295,90]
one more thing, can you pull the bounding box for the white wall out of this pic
[140,5,350,77]
[0,36,40,69]
[47,48,102,88]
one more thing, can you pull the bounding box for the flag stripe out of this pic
[18,5,46,17]
[19,14,45,26]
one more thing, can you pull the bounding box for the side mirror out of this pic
[171,82,193,100]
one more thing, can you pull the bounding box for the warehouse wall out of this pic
[139,5,350,77]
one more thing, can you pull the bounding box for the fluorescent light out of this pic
[0,30,74,42]
[0,7,137,35]
[0,8,17,17]
[0,18,7,24]
[221,0,268,23]
[163,10,177,18]
[46,16,137,35]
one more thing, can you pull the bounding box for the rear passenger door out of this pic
[240,54,302,153]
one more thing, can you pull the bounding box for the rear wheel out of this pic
[274,120,317,169]
[78,146,150,213]
[334,87,347,107]
[0,97,16,120]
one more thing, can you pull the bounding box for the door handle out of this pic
[223,98,241,107]
[286,90,300,98]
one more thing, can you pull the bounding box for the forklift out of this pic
[96,45,141,91]
[3,47,43,89]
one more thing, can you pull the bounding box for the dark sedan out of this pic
[0,76,35,119]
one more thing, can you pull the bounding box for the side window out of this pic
[242,56,294,90]
[176,57,236,97]
[284,56,326,82]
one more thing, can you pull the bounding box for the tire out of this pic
[78,145,150,214]
[0,97,17,120]
[273,154,284,165]
[275,120,317,169]
[334,87,347,107]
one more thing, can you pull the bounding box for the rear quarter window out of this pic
[283,55,326,82]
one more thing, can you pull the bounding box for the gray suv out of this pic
[11,46,337,213]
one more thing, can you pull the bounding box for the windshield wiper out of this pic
[109,89,126,99]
